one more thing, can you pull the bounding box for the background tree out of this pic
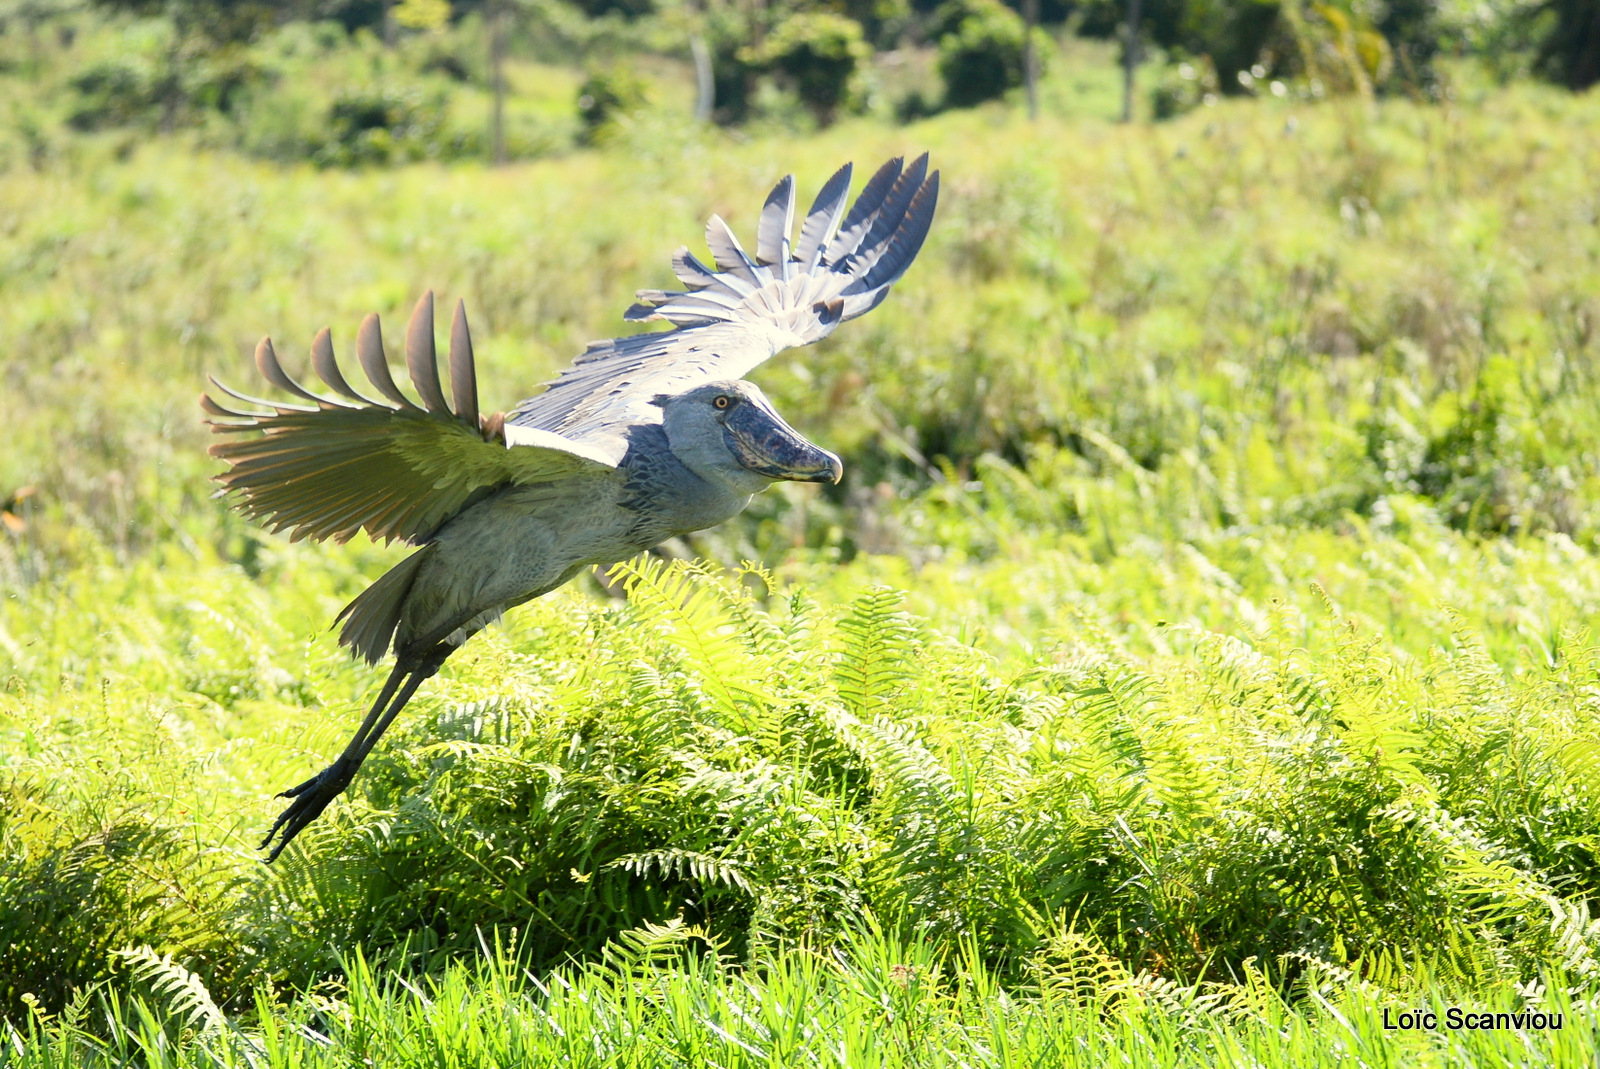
[1532,0,1600,88]
[79,0,278,129]
[743,10,870,123]
[933,0,1038,107]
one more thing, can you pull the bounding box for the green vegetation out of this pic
[1,0,1593,172]
[4,1,1600,1057]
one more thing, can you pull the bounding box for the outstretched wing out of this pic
[506,154,939,460]
[204,293,615,546]
[207,156,936,543]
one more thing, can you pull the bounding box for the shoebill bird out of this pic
[203,155,939,860]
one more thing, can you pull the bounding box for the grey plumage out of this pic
[203,157,937,860]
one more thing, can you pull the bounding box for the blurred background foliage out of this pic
[0,0,1592,167]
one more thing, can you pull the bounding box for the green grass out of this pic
[3,31,1600,1065]
[9,931,1598,1067]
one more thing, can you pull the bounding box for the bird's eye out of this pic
[713,395,732,409]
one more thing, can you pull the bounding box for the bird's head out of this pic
[659,381,842,492]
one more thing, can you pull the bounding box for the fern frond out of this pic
[834,586,917,716]
[608,848,752,891]
[112,946,226,1035]
[609,557,778,727]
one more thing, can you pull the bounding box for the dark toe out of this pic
[260,761,356,861]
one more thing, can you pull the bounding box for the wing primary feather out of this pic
[634,287,744,311]
[837,287,892,321]
[624,303,733,325]
[625,291,743,322]
[237,475,417,542]
[357,313,419,411]
[849,152,930,272]
[448,299,480,430]
[200,393,265,420]
[208,374,318,414]
[704,214,764,286]
[254,337,336,405]
[854,170,941,293]
[671,246,719,288]
[830,156,903,261]
[675,246,758,296]
[795,161,853,271]
[652,302,738,321]
[756,174,795,268]
[276,484,414,537]
[214,439,400,475]
[284,495,397,544]
[311,327,382,406]
[671,245,756,297]
[405,291,452,416]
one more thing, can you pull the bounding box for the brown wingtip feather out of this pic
[449,298,480,430]
[405,290,451,416]
[357,312,417,411]
[311,326,375,405]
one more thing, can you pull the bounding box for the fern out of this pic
[596,915,726,982]
[611,557,777,727]
[112,946,226,1035]
[608,849,752,892]
[834,586,917,716]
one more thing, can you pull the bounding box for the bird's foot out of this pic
[259,757,357,862]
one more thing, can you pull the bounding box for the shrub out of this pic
[65,30,263,131]
[933,0,1041,108]
[1376,0,1441,90]
[743,12,871,125]
[67,56,167,130]
[1176,0,1285,90]
[831,0,913,48]
[576,65,652,143]
[314,84,459,166]
[707,23,757,124]
[566,0,657,19]
[1075,0,1287,93]
[1149,56,1218,118]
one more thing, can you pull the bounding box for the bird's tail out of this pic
[336,545,436,665]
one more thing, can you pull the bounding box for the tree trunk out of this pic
[489,0,506,165]
[1023,0,1039,119]
[1121,0,1141,123]
[691,32,714,121]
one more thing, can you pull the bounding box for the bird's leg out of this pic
[260,655,440,862]
[351,650,448,764]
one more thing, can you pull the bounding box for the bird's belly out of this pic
[396,472,755,650]
[397,483,633,642]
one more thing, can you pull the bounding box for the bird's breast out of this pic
[619,450,752,546]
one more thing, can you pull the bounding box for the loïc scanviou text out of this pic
[1382,1007,1564,1031]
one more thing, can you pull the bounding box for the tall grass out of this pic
[8,928,1597,1067]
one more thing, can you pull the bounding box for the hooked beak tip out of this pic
[786,449,842,485]
[768,450,843,484]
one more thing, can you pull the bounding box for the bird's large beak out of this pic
[725,404,843,484]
